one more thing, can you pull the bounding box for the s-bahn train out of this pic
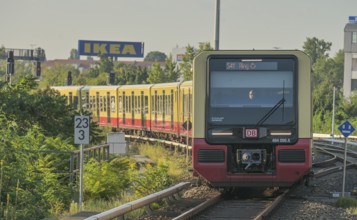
[52,50,312,188]
[192,50,312,187]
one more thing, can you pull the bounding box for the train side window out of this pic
[119,96,123,113]
[99,96,103,112]
[69,92,73,105]
[189,91,192,114]
[155,91,158,114]
[129,94,132,113]
[111,96,115,112]
[171,90,174,115]
[89,96,92,109]
[138,95,141,113]
[159,95,163,114]
[74,96,79,110]
[166,95,171,115]
[163,91,166,115]
[134,96,138,114]
[125,96,129,113]
[103,96,107,112]
[145,96,148,114]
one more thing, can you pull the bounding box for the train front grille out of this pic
[198,150,225,163]
[278,149,305,162]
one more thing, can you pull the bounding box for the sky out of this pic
[1,0,357,60]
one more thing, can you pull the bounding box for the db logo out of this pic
[245,128,258,138]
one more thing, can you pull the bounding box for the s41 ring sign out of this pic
[74,116,90,144]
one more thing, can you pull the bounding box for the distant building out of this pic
[43,59,164,72]
[343,16,357,97]
[171,46,186,63]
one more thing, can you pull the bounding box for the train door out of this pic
[107,92,111,123]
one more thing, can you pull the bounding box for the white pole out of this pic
[331,87,336,143]
[79,143,84,211]
[342,137,347,197]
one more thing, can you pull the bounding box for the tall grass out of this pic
[136,143,192,181]
[336,197,357,215]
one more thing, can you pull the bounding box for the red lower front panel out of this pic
[193,138,312,187]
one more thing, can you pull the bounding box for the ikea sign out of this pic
[78,40,144,58]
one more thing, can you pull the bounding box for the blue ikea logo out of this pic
[78,40,144,58]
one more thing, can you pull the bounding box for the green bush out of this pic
[336,197,357,208]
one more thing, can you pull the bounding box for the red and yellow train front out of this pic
[192,50,312,187]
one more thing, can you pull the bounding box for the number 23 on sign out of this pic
[74,116,90,144]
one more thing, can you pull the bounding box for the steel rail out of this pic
[84,182,190,220]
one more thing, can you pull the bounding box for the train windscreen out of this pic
[208,56,296,126]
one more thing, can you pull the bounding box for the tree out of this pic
[179,45,196,81]
[179,42,213,81]
[148,62,166,83]
[303,37,332,64]
[38,63,79,88]
[144,51,167,62]
[69,49,80,59]
[98,54,114,73]
[165,54,179,82]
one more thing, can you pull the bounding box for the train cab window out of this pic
[208,57,296,126]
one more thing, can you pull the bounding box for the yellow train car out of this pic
[51,86,83,110]
[118,84,152,132]
[150,82,181,138]
[81,86,120,127]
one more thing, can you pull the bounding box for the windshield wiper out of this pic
[255,81,286,127]
[255,97,285,127]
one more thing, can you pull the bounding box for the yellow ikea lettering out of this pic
[93,43,108,54]
[84,43,91,53]
[109,44,120,54]
[122,44,137,55]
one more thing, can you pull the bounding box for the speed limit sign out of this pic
[74,116,90,144]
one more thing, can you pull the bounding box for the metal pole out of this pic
[342,137,347,197]
[214,0,220,50]
[79,143,84,211]
[331,87,336,142]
